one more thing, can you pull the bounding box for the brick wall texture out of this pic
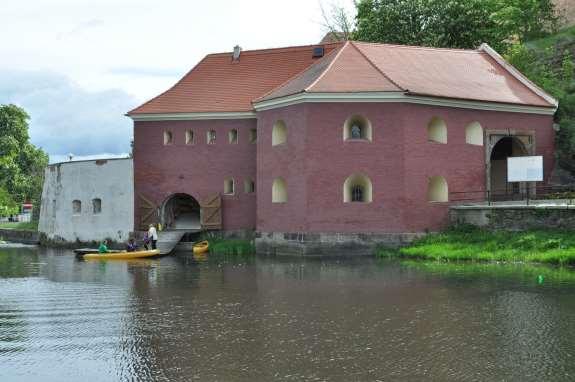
[134,103,554,234]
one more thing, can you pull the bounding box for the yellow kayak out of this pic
[193,241,209,255]
[83,249,160,260]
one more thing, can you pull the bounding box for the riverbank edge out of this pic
[0,228,40,245]
[376,226,575,265]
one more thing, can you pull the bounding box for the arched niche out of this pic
[343,115,372,141]
[465,122,483,146]
[427,176,448,202]
[272,178,287,203]
[428,117,447,144]
[272,120,287,146]
[343,174,373,203]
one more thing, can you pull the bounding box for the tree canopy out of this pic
[0,104,48,217]
[353,0,559,52]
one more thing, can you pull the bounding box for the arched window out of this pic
[427,117,447,144]
[229,129,238,144]
[185,130,194,145]
[163,131,173,145]
[72,200,81,214]
[249,128,257,144]
[428,176,448,202]
[272,120,287,146]
[244,179,255,194]
[465,122,483,146]
[92,198,102,214]
[272,178,287,203]
[343,174,373,203]
[343,115,372,141]
[224,178,235,195]
[207,130,216,144]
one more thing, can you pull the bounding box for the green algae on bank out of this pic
[377,226,575,265]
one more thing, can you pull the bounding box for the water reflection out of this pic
[1,247,575,381]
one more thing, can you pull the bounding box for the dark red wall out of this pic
[133,119,257,230]
[256,103,555,233]
[133,103,554,234]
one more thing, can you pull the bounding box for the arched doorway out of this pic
[161,193,201,230]
[489,137,528,196]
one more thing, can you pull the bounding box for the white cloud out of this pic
[0,70,137,157]
[0,0,357,158]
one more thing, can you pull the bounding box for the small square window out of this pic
[207,130,216,144]
[229,129,238,144]
[163,131,173,145]
[249,128,257,144]
[244,179,255,193]
[224,178,235,195]
[186,130,194,145]
[72,200,82,214]
[92,198,102,214]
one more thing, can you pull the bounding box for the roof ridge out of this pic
[304,41,350,92]
[349,41,404,91]
[127,55,210,115]
[209,41,344,57]
[253,45,344,102]
[352,40,480,54]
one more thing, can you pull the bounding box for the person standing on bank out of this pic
[148,224,158,250]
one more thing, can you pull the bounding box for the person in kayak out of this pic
[148,224,158,250]
[126,238,137,252]
[98,240,109,254]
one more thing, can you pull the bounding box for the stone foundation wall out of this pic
[450,204,575,230]
[0,229,40,245]
[255,231,424,256]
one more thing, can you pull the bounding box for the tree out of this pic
[0,186,18,217]
[0,104,49,218]
[353,0,559,53]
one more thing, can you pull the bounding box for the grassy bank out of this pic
[0,221,38,231]
[377,226,575,265]
[207,238,255,256]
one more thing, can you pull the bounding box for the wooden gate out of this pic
[200,193,222,230]
[138,194,158,230]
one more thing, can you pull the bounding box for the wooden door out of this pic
[138,194,158,230]
[200,193,222,230]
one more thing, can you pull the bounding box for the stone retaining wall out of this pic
[255,232,424,256]
[0,229,40,245]
[450,204,575,230]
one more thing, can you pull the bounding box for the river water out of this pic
[1,246,575,381]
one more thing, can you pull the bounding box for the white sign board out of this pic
[507,156,543,182]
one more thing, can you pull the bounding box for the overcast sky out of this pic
[0,0,354,162]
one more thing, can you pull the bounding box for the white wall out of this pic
[39,158,133,243]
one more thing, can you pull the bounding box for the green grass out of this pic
[208,238,255,256]
[377,226,575,265]
[0,221,38,231]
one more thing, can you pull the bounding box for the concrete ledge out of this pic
[255,231,424,256]
[0,229,40,245]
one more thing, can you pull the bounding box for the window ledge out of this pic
[428,140,447,144]
[344,138,371,143]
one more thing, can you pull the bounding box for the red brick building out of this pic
[128,41,557,254]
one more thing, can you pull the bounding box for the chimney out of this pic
[232,45,241,61]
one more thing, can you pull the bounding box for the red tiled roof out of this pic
[128,43,343,115]
[261,41,555,108]
[130,40,556,115]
